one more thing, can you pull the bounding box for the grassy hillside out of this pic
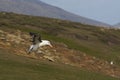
[0,49,119,80]
[0,12,120,79]
[0,12,120,65]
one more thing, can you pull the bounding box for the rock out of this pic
[43,55,55,62]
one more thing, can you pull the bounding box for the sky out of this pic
[40,0,120,25]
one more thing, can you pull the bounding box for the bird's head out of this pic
[46,41,53,48]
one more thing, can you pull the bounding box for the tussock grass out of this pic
[0,12,120,65]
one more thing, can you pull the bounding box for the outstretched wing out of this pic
[29,32,42,43]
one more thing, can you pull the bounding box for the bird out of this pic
[27,32,53,54]
[27,40,53,54]
[39,40,53,48]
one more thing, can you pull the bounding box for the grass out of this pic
[0,49,119,80]
[0,12,120,66]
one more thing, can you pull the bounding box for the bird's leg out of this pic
[27,45,34,54]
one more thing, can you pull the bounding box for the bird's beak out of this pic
[49,44,53,48]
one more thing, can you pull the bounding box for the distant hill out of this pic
[0,0,110,27]
[114,23,120,28]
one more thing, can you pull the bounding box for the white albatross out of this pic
[28,40,53,54]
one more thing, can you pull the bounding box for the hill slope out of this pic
[0,12,120,64]
[0,12,120,78]
[0,49,119,80]
[0,0,110,27]
[114,23,120,28]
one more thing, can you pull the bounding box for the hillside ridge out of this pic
[0,0,110,27]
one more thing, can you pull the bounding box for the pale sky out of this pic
[40,0,120,25]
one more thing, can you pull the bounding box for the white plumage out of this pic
[39,40,53,47]
[28,40,52,54]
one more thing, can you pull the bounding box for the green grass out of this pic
[0,50,119,80]
[0,12,120,66]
